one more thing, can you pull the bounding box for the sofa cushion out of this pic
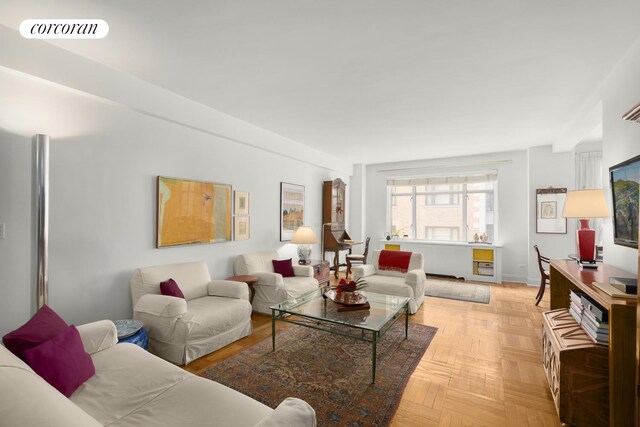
[72,342,272,426]
[160,278,185,299]
[131,261,211,306]
[272,258,295,277]
[255,398,317,427]
[0,346,102,427]
[362,275,414,299]
[252,277,318,314]
[2,304,68,361]
[234,250,279,275]
[23,325,95,397]
[183,296,252,342]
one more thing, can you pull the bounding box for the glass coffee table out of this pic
[270,288,410,383]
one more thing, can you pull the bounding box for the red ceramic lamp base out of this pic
[576,219,596,262]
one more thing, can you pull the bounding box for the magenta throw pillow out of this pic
[2,305,68,361]
[160,278,185,299]
[23,325,95,397]
[272,258,295,278]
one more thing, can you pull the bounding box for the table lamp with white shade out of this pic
[562,189,610,262]
[291,226,320,265]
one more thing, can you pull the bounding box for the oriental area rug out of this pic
[425,279,491,304]
[201,323,437,426]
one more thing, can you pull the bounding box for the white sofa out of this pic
[234,251,319,314]
[0,320,316,426]
[352,250,427,314]
[130,261,252,365]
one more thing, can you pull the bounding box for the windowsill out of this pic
[380,239,502,248]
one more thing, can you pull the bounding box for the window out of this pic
[388,173,496,242]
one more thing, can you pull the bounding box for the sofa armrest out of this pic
[292,265,313,277]
[353,264,376,280]
[405,269,427,285]
[208,280,249,300]
[133,294,188,318]
[255,272,284,286]
[76,320,118,355]
[254,398,316,427]
[405,268,427,300]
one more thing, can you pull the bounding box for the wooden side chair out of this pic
[534,245,550,306]
[346,237,370,278]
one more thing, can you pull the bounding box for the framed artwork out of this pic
[234,191,249,215]
[234,216,250,240]
[536,188,567,234]
[280,182,304,241]
[156,176,232,247]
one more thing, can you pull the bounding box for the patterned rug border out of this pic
[200,322,437,426]
[425,279,491,304]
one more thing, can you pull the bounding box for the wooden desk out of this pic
[550,259,637,427]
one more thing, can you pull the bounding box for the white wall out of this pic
[527,145,576,284]
[363,151,529,283]
[0,69,348,336]
[601,37,640,274]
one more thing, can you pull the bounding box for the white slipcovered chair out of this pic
[352,250,426,314]
[233,251,319,314]
[130,261,252,365]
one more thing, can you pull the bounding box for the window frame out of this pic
[387,177,497,242]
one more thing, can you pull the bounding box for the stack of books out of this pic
[580,295,609,346]
[568,290,585,323]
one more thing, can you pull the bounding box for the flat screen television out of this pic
[609,154,640,248]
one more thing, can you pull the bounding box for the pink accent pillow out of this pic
[272,258,295,278]
[160,278,185,299]
[23,325,95,397]
[2,305,68,361]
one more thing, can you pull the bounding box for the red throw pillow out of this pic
[23,325,95,397]
[2,305,68,361]
[272,258,295,278]
[160,278,185,299]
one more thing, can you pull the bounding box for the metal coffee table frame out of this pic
[270,289,410,383]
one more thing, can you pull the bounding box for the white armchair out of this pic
[233,251,319,314]
[130,261,252,365]
[352,250,426,314]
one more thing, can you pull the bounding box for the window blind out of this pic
[386,172,497,187]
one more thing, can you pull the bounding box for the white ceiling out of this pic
[2,1,639,164]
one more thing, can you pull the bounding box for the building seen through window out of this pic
[388,174,496,242]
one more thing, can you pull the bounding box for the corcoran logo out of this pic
[20,19,109,39]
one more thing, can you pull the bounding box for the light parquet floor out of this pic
[184,276,560,427]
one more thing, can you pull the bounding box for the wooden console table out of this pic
[549,259,637,427]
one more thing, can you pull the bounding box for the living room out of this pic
[1,2,640,426]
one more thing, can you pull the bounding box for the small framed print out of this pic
[234,216,250,240]
[536,188,567,234]
[234,191,249,215]
[540,201,557,219]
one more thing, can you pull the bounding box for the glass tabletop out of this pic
[270,288,410,332]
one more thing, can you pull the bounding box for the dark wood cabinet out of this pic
[323,178,346,230]
[550,260,637,427]
[322,179,353,277]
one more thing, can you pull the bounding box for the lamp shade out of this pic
[291,226,320,244]
[562,189,609,218]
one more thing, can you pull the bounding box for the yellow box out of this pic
[384,244,401,251]
[473,248,494,261]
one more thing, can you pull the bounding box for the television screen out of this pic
[610,154,640,248]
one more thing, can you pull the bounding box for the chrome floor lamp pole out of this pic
[35,134,49,309]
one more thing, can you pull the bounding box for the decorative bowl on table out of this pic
[324,289,368,306]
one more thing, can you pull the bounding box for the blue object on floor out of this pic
[116,322,148,350]
[113,319,149,350]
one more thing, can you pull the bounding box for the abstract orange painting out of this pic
[157,176,231,247]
